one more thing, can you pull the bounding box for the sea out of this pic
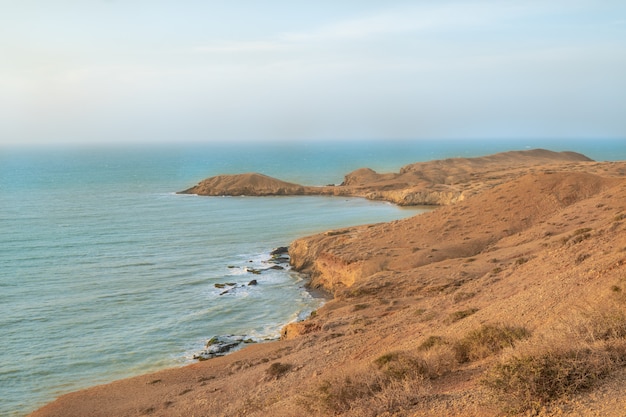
[1,139,624,416]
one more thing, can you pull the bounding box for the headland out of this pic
[31,149,626,416]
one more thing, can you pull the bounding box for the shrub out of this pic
[302,368,390,415]
[302,367,427,416]
[418,335,447,351]
[453,324,530,363]
[482,342,626,413]
[373,351,429,380]
[265,362,293,379]
[575,301,626,342]
[445,308,479,324]
[453,291,476,303]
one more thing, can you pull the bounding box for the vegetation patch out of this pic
[483,342,626,413]
[445,308,479,324]
[265,362,293,380]
[302,367,427,416]
[306,370,384,414]
[418,335,448,352]
[453,324,531,363]
[373,351,429,380]
[484,301,626,413]
[453,291,476,303]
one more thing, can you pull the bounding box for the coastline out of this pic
[29,150,626,417]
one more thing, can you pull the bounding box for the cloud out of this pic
[277,1,540,43]
[193,40,284,54]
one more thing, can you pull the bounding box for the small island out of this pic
[32,149,626,417]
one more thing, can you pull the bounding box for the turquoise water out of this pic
[0,139,623,416]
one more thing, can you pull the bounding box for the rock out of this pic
[269,265,285,270]
[214,283,226,289]
[270,246,289,256]
[246,267,262,274]
[248,279,258,286]
[194,335,247,360]
[268,256,289,264]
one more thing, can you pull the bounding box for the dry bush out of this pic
[374,351,430,380]
[483,300,626,413]
[301,352,432,416]
[483,340,626,413]
[314,371,384,414]
[301,365,429,417]
[575,300,626,342]
[453,324,531,363]
[419,344,458,377]
[445,308,479,324]
[346,376,429,417]
[418,335,447,351]
[265,362,293,380]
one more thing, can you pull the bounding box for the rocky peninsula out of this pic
[31,149,626,417]
[180,149,592,206]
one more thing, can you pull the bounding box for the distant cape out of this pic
[180,149,593,206]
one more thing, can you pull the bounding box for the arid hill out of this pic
[180,172,308,196]
[180,149,594,206]
[31,151,626,417]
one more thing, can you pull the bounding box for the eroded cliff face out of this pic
[288,171,622,298]
[364,188,465,206]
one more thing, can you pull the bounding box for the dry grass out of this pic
[265,362,293,380]
[483,340,626,413]
[300,366,429,416]
[418,335,447,352]
[301,350,436,416]
[453,324,531,363]
[445,308,479,324]
[483,299,626,413]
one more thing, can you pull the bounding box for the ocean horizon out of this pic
[1,139,624,416]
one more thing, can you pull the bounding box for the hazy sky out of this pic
[2,0,625,146]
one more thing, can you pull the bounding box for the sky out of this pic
[1,0,625,146]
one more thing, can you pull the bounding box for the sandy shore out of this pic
[31,149,626,417]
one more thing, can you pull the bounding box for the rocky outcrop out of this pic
[193,335,256,360]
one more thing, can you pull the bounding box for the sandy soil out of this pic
[30,149,626,417]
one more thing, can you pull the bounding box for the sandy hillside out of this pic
[31,150,626,417]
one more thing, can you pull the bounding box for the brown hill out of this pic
[180,149,597,206]
[31,154,626,417]
[181,172,308,196]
